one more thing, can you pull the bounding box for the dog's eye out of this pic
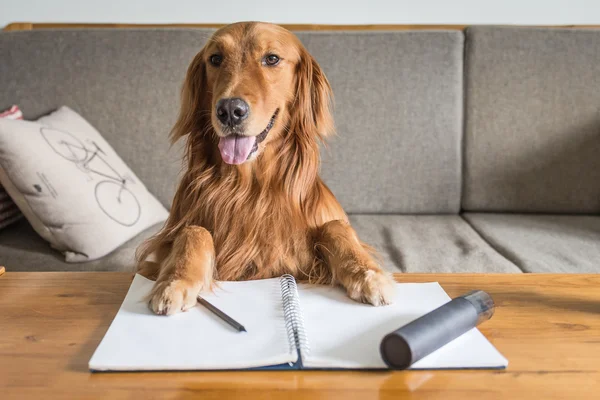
[209,54,223,67]
[263,54,280,66]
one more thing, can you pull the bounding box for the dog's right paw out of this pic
[148,279,202,316]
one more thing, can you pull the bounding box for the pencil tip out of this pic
[240,327,247,332]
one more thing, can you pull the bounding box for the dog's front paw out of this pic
[345,269,395,306]
[148,279,202,316]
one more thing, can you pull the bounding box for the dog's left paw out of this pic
[345,269,395,306]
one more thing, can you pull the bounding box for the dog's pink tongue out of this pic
[218,135,257,165]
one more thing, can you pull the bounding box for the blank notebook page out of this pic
[298,282,508,369]
[89,274,296,371]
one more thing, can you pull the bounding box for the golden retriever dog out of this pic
[136,22,395,315]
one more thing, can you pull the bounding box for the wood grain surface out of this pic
[1,272,599,399]
[5,22,600,32]
[2,22,467,31]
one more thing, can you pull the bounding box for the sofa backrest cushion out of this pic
[0,29,215,208]
[464,26,600,213]
[1,28,465,213]
[298,31,465,213]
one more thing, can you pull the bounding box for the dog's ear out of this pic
[294,48,334,140]
[169,48,209,144]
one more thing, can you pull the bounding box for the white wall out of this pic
[2,0,600,28]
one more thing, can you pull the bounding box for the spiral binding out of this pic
[280,274,310,361]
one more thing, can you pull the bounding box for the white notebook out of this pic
[89,274,508,371]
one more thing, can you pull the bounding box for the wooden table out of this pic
[1,273,599,399]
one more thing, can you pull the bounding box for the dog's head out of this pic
[172,22,334,165]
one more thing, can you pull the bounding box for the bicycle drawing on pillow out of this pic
[40,127,141,227]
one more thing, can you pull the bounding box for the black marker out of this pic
[198,297,247,332]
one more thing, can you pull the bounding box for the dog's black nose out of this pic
[216,98,249,126]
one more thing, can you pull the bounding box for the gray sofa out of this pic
[1,26,599,273]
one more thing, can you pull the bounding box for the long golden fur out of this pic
[137,22,394,315]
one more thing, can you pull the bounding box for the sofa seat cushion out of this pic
[2,215,519,273]
[349,215,521,273]
[463,213,600,273]
[0,219,162,272]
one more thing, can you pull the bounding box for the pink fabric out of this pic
[0,105,23,120]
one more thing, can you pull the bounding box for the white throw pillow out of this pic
[0,106,169,262]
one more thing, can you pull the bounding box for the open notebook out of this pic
[89,274,508,371]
